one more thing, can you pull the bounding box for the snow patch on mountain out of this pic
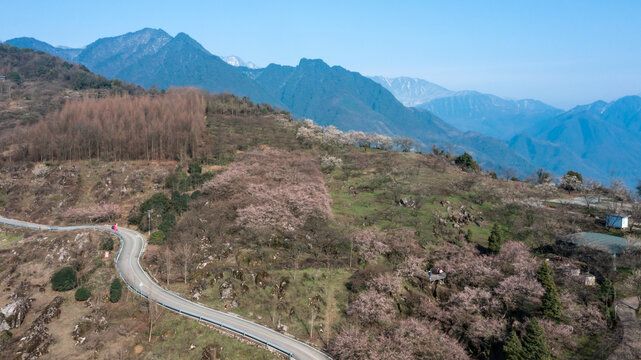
[223,56,258,69]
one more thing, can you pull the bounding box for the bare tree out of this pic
[177,242,194,284]
[161,247,174,286]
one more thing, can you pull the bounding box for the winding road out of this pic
[0,215,332,360]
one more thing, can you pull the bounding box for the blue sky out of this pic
[2,0,640,109]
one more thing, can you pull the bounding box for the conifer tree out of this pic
[503,330,524,360]
[522,318,551,360]
[537,262,562,320]
[488,223,503,253]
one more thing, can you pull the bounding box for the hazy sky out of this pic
[2,0,640,109]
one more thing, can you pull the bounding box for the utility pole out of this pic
[148,210,151,236]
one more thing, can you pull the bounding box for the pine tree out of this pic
[521,318,551,360]
[503,330,524,360]
[488,223,503,253]
[541,288,562,320]
[536,261,554,289]
[537,262,562,320]
[110,278,123,303]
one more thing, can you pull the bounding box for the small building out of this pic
[584,275,596,286]
[0,75,5,81]
[606,214,630,229]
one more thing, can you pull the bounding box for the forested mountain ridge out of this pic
[510,96,641,186]
[5,31,536,177]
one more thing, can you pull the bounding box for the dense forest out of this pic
[16,89,206,161]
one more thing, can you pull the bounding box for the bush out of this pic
[188,162,202,175]
[159,212,176,234]
[100,237,114,251]
[149,230,166,245]
[51,266,77,291]
[454,152,480,172]
[7,70,21,85]
[75,287,91,301]
[110,278,122,303]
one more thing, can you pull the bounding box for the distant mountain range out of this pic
[372,76,641,186]
[371,76,563,140]
[5,29,641,186]
[369,76,453,106]
[510,96,641,186]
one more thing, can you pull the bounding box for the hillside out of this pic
[247,59,536,176]
[3,37,81,62]
[0,43,143,134]
[1,86,633,358]
[1,49,639,358]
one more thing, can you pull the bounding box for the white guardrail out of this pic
[0,218,295,359]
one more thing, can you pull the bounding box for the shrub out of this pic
[149,230,166,245]
[110,278,122,303]
[158,212,176,234]
[7,70,21,85]
[51,266,77,291]
[454,152,480,172]
[188,162,202,175]
[75,287,91,301]
[100,237,114,251]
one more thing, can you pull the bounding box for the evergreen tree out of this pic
[110,278,123,303]
[454,152,480,172]
[503,330,524,360]
[537,262,562,320]
[536,261,554,289]
[51,266,77,291]
[541,288,562,320]
[74,287,91,301]
[488,223,503,253]
[522,318,551,360]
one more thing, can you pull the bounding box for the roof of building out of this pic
[563,232,641,254]
[606,214,630,218]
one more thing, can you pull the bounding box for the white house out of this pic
[606,214,630,229]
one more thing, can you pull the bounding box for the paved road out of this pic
[0,215,332,360]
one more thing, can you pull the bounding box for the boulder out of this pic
[396,196,416,208]
[0,297,31,330]
[219,281,234,300]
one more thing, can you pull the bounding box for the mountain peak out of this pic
[298,58,330,69]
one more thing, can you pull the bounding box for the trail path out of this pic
[609,296,641,360]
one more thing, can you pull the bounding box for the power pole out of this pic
[148,210,151,236]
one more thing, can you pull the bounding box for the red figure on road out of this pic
[113,223,118,231]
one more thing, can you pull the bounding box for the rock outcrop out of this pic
[15,296,63,360]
